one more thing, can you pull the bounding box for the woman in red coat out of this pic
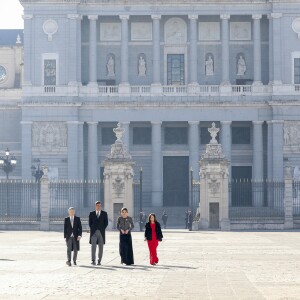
[144,213,163,265]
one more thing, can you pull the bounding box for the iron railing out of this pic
[191,182,200,220]
[0,180,40,222]
[49,181,104,221]
[229,180,285,220]
[293,181,300,217]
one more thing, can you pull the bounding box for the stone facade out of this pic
[0,0,300,209]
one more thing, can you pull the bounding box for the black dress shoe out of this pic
[73,261,77,265]
[97,260,101,265]
[91,260,96,265]
[66,261,71,266]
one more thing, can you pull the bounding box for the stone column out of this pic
[120,122,130,151]
[88,15,98,87]
[220,14,230,86]
[284,164,294,229]
[252,15,262,85]
[21,121,32,179]
[253,121,264,180]
[67,121,79,179]
[78,122,84,180]
[267,121,273,180]
[188,15,198,85]
[151,121,162,206]
[268,15,273,84]
[272,120,284,180]
[119,15,130,93]
[87,122,98,180]
[188,121,200,181]
[220,121,232,178]
[22,15,33,86]
[77,15,83,84]
[151,15,162,93]
[67,14,80,86]
[253,121,264,207]
[40,166,50,231]
[271,13,283,85]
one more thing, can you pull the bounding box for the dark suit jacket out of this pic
[64,216,82,251]
[89,210,108,244]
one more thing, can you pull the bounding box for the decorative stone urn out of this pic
[197,122,230,231]
[103,123,135,229]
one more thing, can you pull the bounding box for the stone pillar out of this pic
[88,15,98,86]
[188,15,198,85]
[119,15,130,93]
[253,121,264,207]
[78,122,84,180]
[22,15,33,86]
[220,121,232,178]
[267,121,273,180]
[21,121,32,179]
[67,121,79,179]
[253,121,264,180]
[151,15,162,93]
[271,13,283,85]
[220,14,230,85]
[268,15,273,84]
[67,14,80,86]
[87,122,98,180]
[120,122,130,151]
[151,121,162,206]
[284,164,294,229]
[77,15,83,84]
[40,166,50,231]
[188,121,200,181]
[272,120,284,180]
[252,15,262,85]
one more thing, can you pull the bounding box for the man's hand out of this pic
[77,236,81,241]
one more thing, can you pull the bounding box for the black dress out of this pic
[117,216,134,265]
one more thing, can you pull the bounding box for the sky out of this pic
[0,0,24,29]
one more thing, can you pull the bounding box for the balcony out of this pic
[20,84,300,99]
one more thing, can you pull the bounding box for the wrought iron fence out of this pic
[293,181,300,217]
[0,180,40,222]
[49,181,104,221]
[229,180,285,220]
[191,182,200,219]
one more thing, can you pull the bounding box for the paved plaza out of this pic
[1,230,300,299]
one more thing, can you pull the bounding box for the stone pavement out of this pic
[1,230,300,300]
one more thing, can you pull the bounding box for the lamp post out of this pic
[190,167,194,217]
[31,159,44,218]
[0,148,17,179]
[139,167,143,213]
[0,148,17,216]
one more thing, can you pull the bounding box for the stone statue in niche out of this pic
[107,55,115,77]
[237,55,246,76]
[138,56,146,76]
[205,55,214,76]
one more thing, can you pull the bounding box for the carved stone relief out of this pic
[100,23,121,41]
[199,22,220,41]
[165,17,187,44]
[284,121,300,150]
[32,122,67,151]
[230,22,251,41]
[131,22,152,41]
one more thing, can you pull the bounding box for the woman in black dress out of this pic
[117,207,134,265]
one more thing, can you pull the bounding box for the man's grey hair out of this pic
[68,207,75,211]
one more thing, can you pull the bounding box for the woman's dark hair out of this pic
[121,207,128,213]
[148,213,157,223]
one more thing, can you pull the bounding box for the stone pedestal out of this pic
[198,123,230,231]
[103,123,135,229]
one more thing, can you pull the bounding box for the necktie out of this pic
[71,217,74,228]
[97,211,99,219]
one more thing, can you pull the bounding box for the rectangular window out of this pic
[200,127,219,144]
[133,127,151,145]
[101,127,116,145]
[164,127,188,145]
[232,127,251,144]
[44,59,56,85]
[294,58,300,84]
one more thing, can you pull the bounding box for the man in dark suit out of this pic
[89,201,108,265]
[64,207,82,266]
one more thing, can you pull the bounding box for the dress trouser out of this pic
[91,229,104,262]
[66,236,77,262]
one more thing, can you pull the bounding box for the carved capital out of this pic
[220,14,230,20]
[252,14,262,20]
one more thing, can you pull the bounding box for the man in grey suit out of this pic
[89,201,108,265]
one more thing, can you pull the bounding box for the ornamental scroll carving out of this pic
[284,121,300,149]
[32,122,67,151]
[112,176,124,197]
